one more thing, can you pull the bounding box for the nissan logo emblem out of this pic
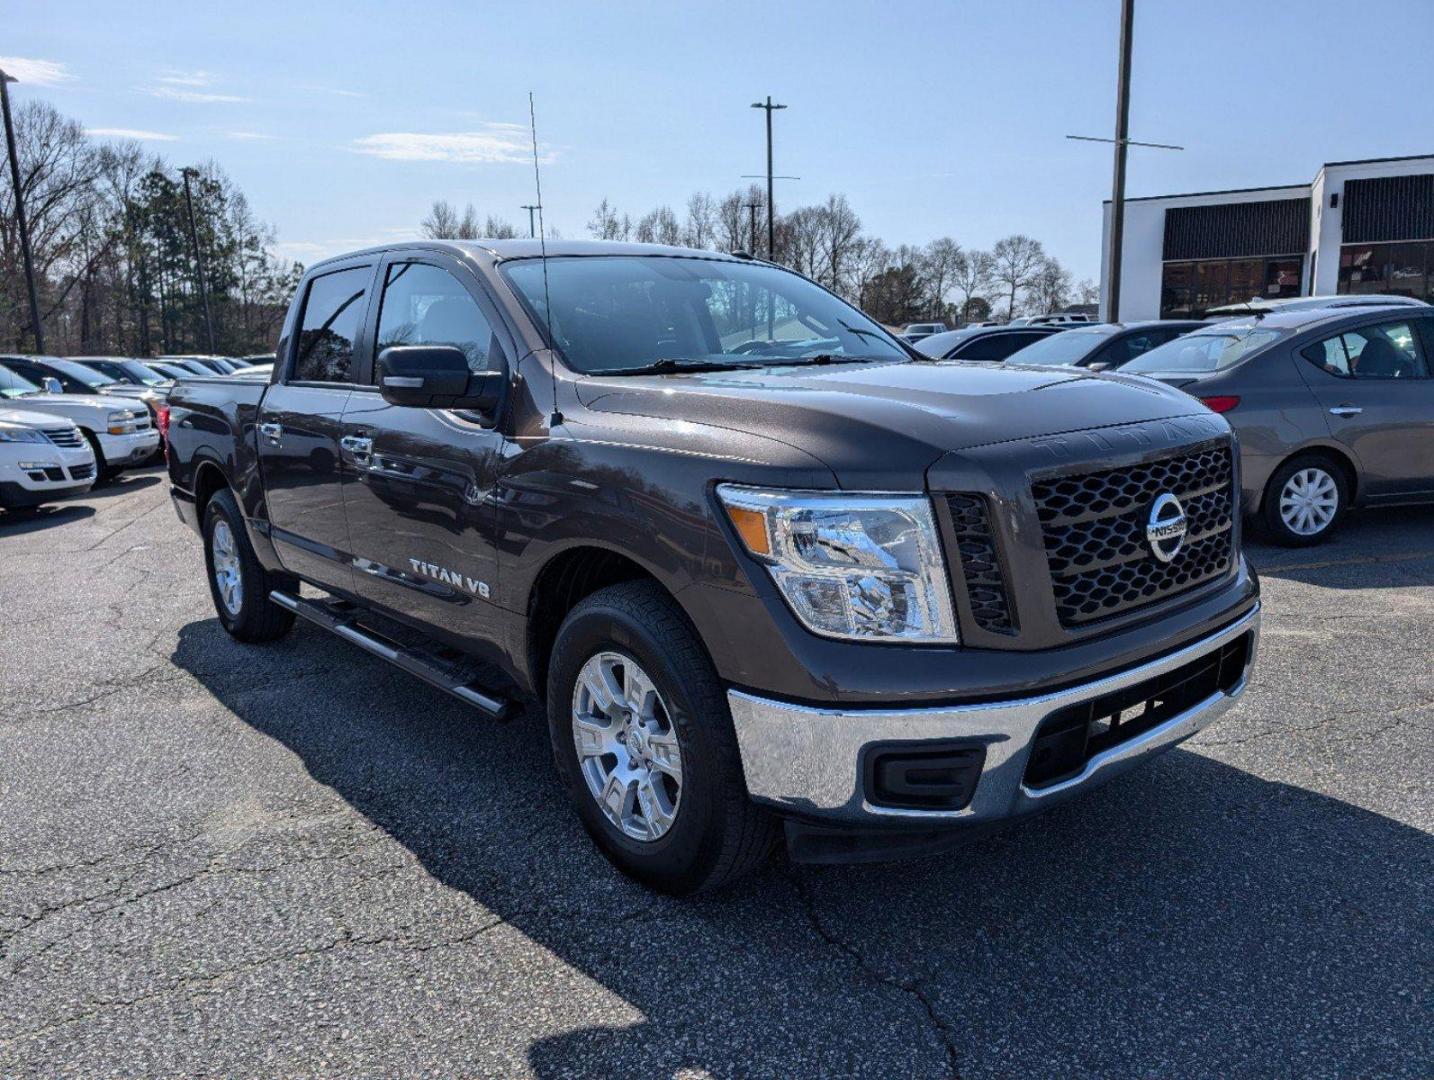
[1145,492,1188,563]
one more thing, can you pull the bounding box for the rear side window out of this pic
[375,263,499,376]
[1300,320,1430,379]
[293,267,370,383]
[955,332,1041,362]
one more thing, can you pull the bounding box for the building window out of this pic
[1338,242,1432,302]
[1160,256,1304,317]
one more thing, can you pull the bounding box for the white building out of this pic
[1100,153,1434,321]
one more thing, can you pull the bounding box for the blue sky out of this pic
[8,0,1434,283]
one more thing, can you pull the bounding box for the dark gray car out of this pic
[1004,320,1206,370]
[1122,305,1434,545]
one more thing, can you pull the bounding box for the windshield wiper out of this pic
[598,357,748,376]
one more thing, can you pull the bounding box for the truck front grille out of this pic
[945,494,1016,634]
[1032,444,1235,627]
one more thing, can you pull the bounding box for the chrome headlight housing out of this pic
[717,485,958,644]
[107,409,139,435]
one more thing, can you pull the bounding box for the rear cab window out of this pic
[292,266,371,383]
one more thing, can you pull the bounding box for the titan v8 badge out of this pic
[408,558,490,599]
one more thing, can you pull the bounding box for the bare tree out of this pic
[816,193,862,293]
[951,249,993,323]
[421,199,461,239]
[920,237,963,321]
[636,205,681,245]
[483,215,519,239]
[990,235,1046,321]
[1026,257,1074,314]
[1076,278,1099,306]
[684,192,716,249]
[587,198,623,240]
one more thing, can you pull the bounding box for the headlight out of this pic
[107,410,138,435]
[717,485,958,644]
[0,423,46,443]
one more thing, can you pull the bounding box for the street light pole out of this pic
[1106,0,1135,322]
[180,167,216,354]
[0,70,45,353]
[521,203,539,238]
[750,96,787,259]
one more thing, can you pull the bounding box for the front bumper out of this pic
[97,429,161,468]
[729,604,1259,841]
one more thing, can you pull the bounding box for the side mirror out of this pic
[1085,360,1113,373]
[377,345,505,412]
[41,376,64,394]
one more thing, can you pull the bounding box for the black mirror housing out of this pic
[377,345,505,412]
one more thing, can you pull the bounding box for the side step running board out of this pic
[269,590,510,719]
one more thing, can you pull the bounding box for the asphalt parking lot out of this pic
[1,468,1430,1078]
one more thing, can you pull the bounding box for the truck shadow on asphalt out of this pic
[0,504,96,534]
[171,606,1432,1076]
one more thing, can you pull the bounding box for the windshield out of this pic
[47,358,117,389]
[1004,329,1112,366]
[502,255,908,374]
[1123,328,1283,373]
[120,362,167,385]
[0,364,43,398]
[913,327,983,358]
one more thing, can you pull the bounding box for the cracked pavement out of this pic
[1,468,1430,1077]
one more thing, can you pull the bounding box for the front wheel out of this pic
[547,581,778,894]
[203,488,297,642]
[1261,455,1349,546]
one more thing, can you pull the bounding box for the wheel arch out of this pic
[1262,443,1360,510]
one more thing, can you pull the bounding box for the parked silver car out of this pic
[1121,304,1434,545]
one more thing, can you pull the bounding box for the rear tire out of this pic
[203,487,297,642]
[546,581,778,894]
[1261,453,1350,546]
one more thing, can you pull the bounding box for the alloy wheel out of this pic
[211,519,244,615]
[571,650,684,842]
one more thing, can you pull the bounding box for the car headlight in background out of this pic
[0,422,47,444]
[717,485,958,644]
[107,410,139,435]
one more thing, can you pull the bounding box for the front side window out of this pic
[293,266,370,383]
[375,262,498,376]
[1300,320,1430,379]
[502,256,906,374]
[956,332,1041,362]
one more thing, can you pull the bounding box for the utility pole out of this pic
[749,96,787,259]
[1106,0,1135,322]
[742,200,761,255]
[521,203,539,238]
[1066,0,1181,322]
[0,69,45,353]
[180,167,216,353]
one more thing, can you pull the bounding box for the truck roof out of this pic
[307,238,749,272]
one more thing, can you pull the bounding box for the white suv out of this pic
[0,362,160,480]
[0,406,97,511]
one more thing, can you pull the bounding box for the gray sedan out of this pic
[1121,304,1434,545]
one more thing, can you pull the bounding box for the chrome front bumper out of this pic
[728,604,1259,827]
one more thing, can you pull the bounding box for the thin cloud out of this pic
[146,86,249,104]
[297,84,365,98]
[87,127,179,142]
[157,69,214,87]
[0,56,72,86]
[227,131,278,141]
[352,125,550,165]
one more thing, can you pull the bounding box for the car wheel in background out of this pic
[202,487,297,642]
[546,580,778,894]
[1262,454,1350,546]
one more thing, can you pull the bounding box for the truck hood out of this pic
[575,360,1210,489]
[0,393,127,425]
[0,405,83,429]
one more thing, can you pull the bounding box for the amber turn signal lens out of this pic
[725,504,771,557]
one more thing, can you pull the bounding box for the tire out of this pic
[1261,453,1350,547]
[546,581,778,894]
[202,487,297,642]
[80,430,118,485]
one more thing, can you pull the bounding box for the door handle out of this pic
[1328,405,1363,417]
[259,421,282,442]
[340,435,373,460]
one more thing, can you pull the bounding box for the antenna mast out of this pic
[528,92,560,427]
